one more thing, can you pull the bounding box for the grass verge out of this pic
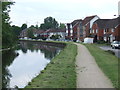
[84,44,119,88]
[25,42,77,88]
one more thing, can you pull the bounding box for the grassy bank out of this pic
[25,42,77,88]
[84,44,119,88]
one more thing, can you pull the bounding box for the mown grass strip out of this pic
[25,42,77,88]
[84,44,119,88]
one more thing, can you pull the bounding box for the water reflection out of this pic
[2,41,64,88]
[2,50,18,88]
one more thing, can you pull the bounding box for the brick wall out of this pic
[114,25,120,41]
[85,23,90,37]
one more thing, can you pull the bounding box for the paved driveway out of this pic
[99,46,120,58]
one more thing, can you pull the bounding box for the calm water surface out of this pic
[2,41,64,88]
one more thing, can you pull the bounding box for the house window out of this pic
[70,30,73,33]
[97,36,99,40]
[96,29,98,33]
[80,35,83,37]
[90,29,92,33]
[104,29,106,34]
[111,29,114,32]
[66,30,68,33]
[93,29,94,33]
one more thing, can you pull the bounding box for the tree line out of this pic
[40,16,66,30]
[24,16,66,30]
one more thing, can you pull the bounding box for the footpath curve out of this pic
[75,43,114,88]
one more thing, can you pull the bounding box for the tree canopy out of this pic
[40,16,59,30]
[27,28,34,38]
[59,23,66,29]
[2,2,16,48]
[29,25,39,29]
[11,25,22,37]
[21,23,27,30]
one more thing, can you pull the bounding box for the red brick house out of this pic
[71,19,83,41]
[65,15,99,42]
[92,17,120,42]
[82,15,100,39]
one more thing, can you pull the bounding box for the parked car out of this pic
[111,41,120,49]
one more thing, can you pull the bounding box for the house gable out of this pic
[90,16,100,28]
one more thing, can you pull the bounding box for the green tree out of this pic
[50,34,61,40]
[40,24,45,30]
[11,25,21,36]
[40,16,59,30]
[35,25,39,29]
[29,25,34,28]
[29,25,39,29]
[27,28,34,38]
[2,2,15,48]
[21,23,27,30]
[59,23,66,29]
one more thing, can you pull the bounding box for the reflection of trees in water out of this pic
[2,50,18,88]
[2,67,12,88]
[19,41,63,60]
[40,45,61,59]
[2,41,64,88]
[19,42,28,53]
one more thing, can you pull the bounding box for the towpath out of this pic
[75,43,114,88]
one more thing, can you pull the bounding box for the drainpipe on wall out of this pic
[67,23,71,39]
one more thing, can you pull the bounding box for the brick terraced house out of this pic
[82,15,100,39]
[92,17,120,42]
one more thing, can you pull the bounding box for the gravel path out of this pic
[75,43,114,88]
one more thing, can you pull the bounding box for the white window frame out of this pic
[90,29,92,33]
[93,29,94,33]
[66,30,68,33]
[96,29,98,33]
[104,37,107,41]
[111,28,114,32]
[104,29,106,34]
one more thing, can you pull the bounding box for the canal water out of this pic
[2,41,65,88]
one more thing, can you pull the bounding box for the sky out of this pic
[9,0,120,27]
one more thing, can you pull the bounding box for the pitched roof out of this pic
[94,17,120,29]
[46,29,66,33]
[71,19,82,26]
[40,29,66,34]
[36,30,45,34]
[82,15,97,26]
